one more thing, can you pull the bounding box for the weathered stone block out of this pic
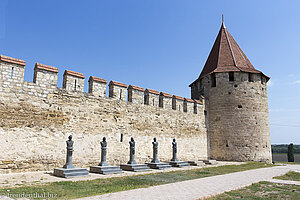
[33,63,58,86]
[159,92,172,109]
[184,98,194,113]
[172,95,184,111]
[63,70,85,92]
[128,85,144,104]
[88,76,107,97]
[144,88,159,106]
[109,80,127,100]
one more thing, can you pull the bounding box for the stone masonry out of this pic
[144,89,160,107]
[159,92,172,109]
[172,95,184,112]
[109,81,127,100]
[0,55,206,173]
[184,98,194,114]
[33,63,58,86]
[189,21,272,163]
[128,85,144,104]
[88,76,107,97]
[63,70,85,92]
[201,72,271,162]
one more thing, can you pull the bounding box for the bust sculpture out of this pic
[99,137,108,166]
[171,138,178,162]
[128,137,136,164]
[152,138,159,163]
[63,135,75,169]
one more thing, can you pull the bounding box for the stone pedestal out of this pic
[169,161,190,168]
[168,138,190,167]
[146,162,172,170]
[54,168,89,178]
[90,165,122,175]
[120,164,151,172]
[90,137,122,175]
[120,137,151,172]
[54,135,89,178]
[146,138,172,170]
[188,160,205,166]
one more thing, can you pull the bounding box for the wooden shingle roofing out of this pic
[190,22,269,86]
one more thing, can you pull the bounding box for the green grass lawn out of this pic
[274,171,300,181]
[0,162,273,199]
[208,181,300,200]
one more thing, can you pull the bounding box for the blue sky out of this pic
[1,0,299,144]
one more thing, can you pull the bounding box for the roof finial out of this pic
[221,14,226,28]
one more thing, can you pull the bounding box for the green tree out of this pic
[287,143,294,162]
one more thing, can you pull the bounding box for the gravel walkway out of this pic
[0,163,299,200]
[76,164,300,200]
[268,178,300,186]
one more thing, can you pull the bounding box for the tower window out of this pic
[248,73,254,82]
[120,133,123,142]
[11,67,14,79]
[74,79,77,91]
[120,89,122,99]
[211,73,216,87]
[153,98,155,106]
[229,72,234,81]
[144,95,148,105]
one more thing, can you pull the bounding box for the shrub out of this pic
[287,143,294,162]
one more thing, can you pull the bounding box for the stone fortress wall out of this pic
[0,55,207,173]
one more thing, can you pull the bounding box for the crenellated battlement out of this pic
[0,55,207,173]
[0,55,204,115]
[33,63,58,86]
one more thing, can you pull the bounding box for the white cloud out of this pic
[292,80,300,85]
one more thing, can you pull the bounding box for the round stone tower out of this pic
[190,21,272,163]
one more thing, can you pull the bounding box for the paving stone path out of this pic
[76,164,300,200]
[268,178,300,186]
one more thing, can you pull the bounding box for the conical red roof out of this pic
[190,22,268,86]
